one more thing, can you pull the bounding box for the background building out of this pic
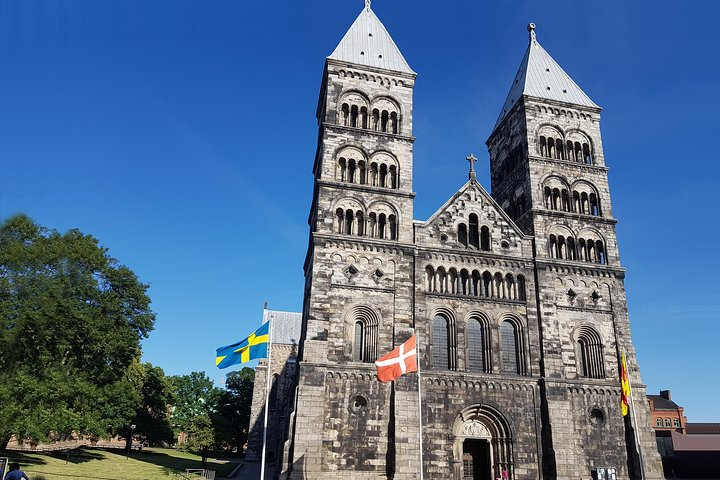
[647,390,720,479]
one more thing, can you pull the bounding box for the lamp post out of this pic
[126,424,136,460]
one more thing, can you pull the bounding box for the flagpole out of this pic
[416,330,424,480]
[625,351,646,480]
[260,314,274,480]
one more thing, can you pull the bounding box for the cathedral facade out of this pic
[265,6,663,480]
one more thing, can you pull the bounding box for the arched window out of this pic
[567,140,575,161]
[389,165,398,189]
[505,274,516,300]
[567,237,577,261]
[458,223,468,247]
[548,138,555,158]
[501,321,520,374]
[358,160,366,185]
[388,214,397,240]
[351,306,378,363]
[368,213,377,237]
[370,162,379,186]
[390,111,398,134]
[360,106,368,129]
[338,158,347,182]
[432,315,450,369]
[471,270,481,297]
[460,269,470,295]
[344,210,354,235]
[335,208,344,234]
[356,211,364,236]
[539,136,547,157]
[656,418,663,428]
[341,103,349,126]
[482,271,493,297]
[347,159,356,183]
[353,321,365,361]
[469,213,480,249]
[425,265,435,292]
[437,267,447,293]
[664,418,672,428]
[549,235,558,258]
[378,213,387,239]
[379,164,388,187]
[350,105,359,128]
[372,109,379,130]
[381,110,389,132]
[467,317,488,373]
[480,226,490,251]
[448,268,458,294]
[576,326,605,379]
[583,143,592,164]
[494,272,504,299]
[544,187,552,209]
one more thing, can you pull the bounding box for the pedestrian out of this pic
[5,462,30,480]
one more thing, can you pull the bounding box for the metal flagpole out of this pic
[260,314,274,480]
[625,351,646,480]
[416,330,424,480]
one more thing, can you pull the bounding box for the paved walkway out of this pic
[229,461,274,479]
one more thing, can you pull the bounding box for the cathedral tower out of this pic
[486,24,663,479]
[284,5,419,478]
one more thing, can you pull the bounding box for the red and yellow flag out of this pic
[620,352,630,416]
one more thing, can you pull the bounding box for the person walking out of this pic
[5,463,30,480]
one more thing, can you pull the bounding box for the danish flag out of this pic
[375,334,418,383]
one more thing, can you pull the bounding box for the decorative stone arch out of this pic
[335,145,369,183]
[572,324,606,379]
[338,90,370,110]
[451,404,514,480]
[343,304,381,363]
[370,95,402,134]
[368,150,400,189]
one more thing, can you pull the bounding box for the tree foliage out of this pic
[171,369,255,453]
[213,368,255,451]
[126,361,175,447]
[0,215,156,448]
[168,372,218,435]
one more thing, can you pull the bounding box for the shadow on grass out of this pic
[124,449,239,477]
[1,448,105,467]
[1,451,49,467]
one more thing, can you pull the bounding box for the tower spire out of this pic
[528,22,537,43]
[365,0,371,11]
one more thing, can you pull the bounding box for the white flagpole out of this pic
[416,330,424,480]
[625,351,646,480]
[260,314,274,480]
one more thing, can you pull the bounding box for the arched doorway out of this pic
[452,405,514,480]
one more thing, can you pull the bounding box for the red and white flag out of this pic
[375,334,418,383]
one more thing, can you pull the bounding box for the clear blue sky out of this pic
[2,1,718,421]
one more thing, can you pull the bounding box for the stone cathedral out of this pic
[249,5,664,480]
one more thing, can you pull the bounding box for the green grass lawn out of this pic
[2,447,240,480]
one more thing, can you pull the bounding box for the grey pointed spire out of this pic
[494,23,599,128]
[328,6,414,74]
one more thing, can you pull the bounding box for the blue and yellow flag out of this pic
[215,322,269,369]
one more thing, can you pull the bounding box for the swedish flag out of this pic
[215,322,269,369]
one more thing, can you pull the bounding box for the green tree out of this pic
[127,361,176,448]
[179,414,215,466]
[212,368,255,451]
[169,372,219,435]
[0,215,155,449]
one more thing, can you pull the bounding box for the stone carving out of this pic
[463,420,491,439]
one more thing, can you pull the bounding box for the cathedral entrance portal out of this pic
[452,405,513,480]
[463,439,491,480]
